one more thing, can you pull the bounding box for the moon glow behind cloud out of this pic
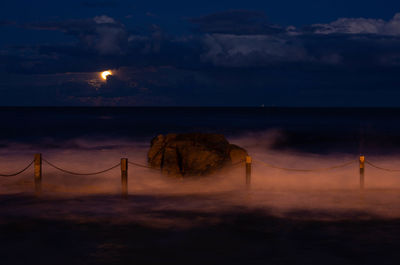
[101,71,112,80]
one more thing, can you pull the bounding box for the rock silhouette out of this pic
[148,133,247,177]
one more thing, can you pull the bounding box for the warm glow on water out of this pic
[101,70,112,80]
[3,135,400,220]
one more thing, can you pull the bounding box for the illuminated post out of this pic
[34,154,42,196]
[359,155,365,190]
[121,158,128,198]
[246,156,252,187]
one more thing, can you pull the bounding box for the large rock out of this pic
[148,133,248,177]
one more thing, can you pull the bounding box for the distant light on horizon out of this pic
[101,70,112,80]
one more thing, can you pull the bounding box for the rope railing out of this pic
[253,158,357,172]
[4,156,400,176]
[3,153,400,196]
[231,159,245,167]
[0,160,34,177]
[128,161,159,170]
[42,158,120,176]
[365,160,400,172]
[128,159,246,170]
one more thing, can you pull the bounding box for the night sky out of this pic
[2,0,400,106]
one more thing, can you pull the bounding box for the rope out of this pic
[0,156,366,177]
[231,160,245,167]
[365,160,400,172]
[128,161,163,171]
[129,159,246,170]
[0,160,34,177]
[253,158,357,172]
[43,158,120,176]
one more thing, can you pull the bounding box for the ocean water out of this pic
[0,107,399,201]
[1,106,400,153]
[2,107,400,264]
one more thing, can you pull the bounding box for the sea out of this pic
[1,106,400,154]
[2,107,400,265]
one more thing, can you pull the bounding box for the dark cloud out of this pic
[0,21,15,26]
[306,13,400,36]
[8,13,400,73]
[25,15,128,55]
[3,11,400,106]
[200,34,309,67]
[0,21,204,75]
[194,11,400,68]
[81,0,119,8]
[188,10,284,35]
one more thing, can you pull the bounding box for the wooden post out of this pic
[34,154,42,196]
[121,158,128,198]
[359,155,365,190]
[246,156,252,187]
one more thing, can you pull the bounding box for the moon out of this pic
[101,70,112,80]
